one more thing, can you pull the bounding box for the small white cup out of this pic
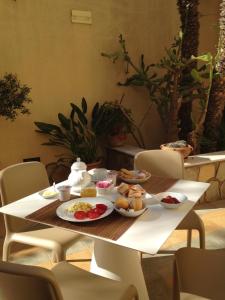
[57,185,71,202]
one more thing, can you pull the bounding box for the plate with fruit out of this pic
[56,197,114,222]
[119,168,151,184]
[114,196,147,217]
[154,192,187,209]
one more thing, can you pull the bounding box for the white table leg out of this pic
[91,240,149,300]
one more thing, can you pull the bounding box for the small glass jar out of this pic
[107,170,118,186]
[96,180,113,196]
[80,183,97,198]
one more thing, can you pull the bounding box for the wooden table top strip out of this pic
[26,200,138,241]
[142,176,177,194]
[26,176,177,241]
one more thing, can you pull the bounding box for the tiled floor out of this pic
[0,235,93,271]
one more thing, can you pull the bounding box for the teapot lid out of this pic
[71,157,87,171]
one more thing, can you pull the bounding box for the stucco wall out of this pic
[0,0,219,168]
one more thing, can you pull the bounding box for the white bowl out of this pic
[155,192,187,209]
[114,206,147,218]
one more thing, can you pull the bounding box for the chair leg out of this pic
[2,238,12,261]
[187,229,192,247]
[199,228,205,249]
[135,293,139,300]
[187,228,205,249]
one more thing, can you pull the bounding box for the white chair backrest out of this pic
[0,260,63,300]
[134,150,184,179]
[0,162,50,232]
[175,247,225,299]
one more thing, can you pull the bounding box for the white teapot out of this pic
[68,158,91,188]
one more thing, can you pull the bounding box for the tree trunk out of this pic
[203,0,225,153]
[166,75,182,142]
[177,0,200,140]
[203,76,225,152]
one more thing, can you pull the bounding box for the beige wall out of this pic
[0,0,219,168]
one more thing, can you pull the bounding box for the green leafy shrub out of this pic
[0,73,32,120]
[34,98,98,164]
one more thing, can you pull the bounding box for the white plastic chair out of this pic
[134,150,205,249]
[174,247,225,299]
[0,162,81,262]
[0,260,139,300]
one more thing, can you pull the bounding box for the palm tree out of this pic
[203,0,225,152]
[177,0,200,141]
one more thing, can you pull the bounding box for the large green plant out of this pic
[102,34,212,151]
[34,98,98,164]
[0,73,32,120]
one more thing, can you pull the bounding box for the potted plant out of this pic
[34,98,100,172]
[0,73,32,120]
[92,98,145,148]
[160,140,193,159]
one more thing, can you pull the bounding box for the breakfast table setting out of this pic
[0,160,210,300]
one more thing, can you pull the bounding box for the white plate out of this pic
[114,206,147,218]
[39,188,59,199]
[119,170,151,184]
[153,192,188,209]
[56,197,114,222]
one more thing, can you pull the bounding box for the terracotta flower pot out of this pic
[108,133,127,147]
[86,159,102,170]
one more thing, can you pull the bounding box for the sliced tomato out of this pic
[91,207,104,215]
[74,211,87,220]
[87,210,101,219]
[96,204,107,211]
[97,208,106,215]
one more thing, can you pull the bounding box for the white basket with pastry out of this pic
[119,168,151,184]
[117,182,146,198]
[114,183,147,217]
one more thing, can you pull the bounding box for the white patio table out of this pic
[0,175,209,300]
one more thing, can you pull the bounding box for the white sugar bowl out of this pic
[68,158,91,188]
